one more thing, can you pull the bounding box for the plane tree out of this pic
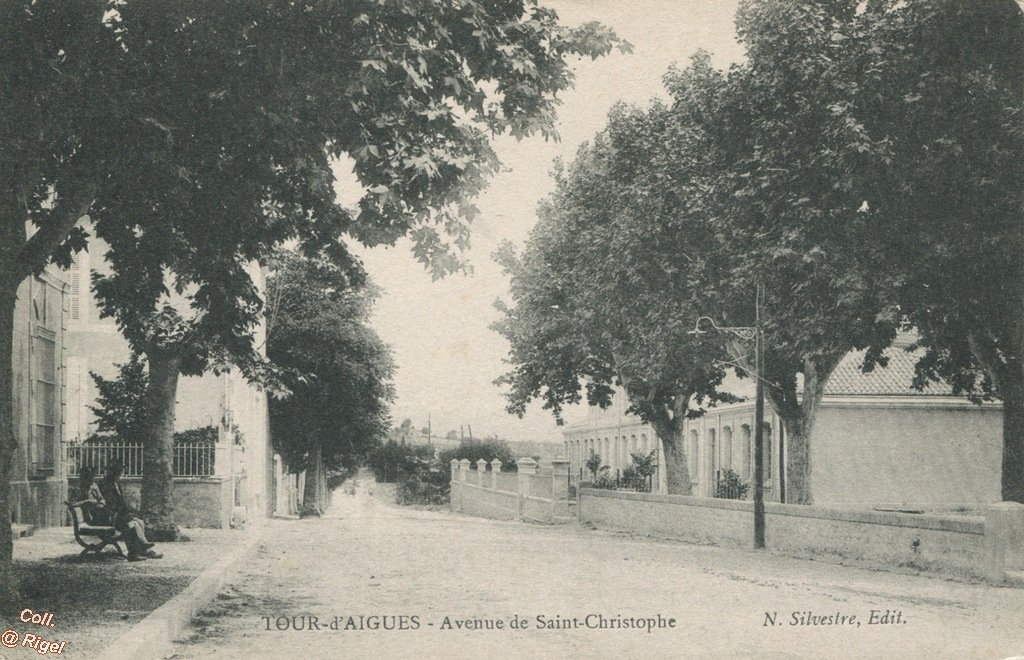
[266,250,394,517]
[842,0,1024,501]
[0,0,625,603]
[687,1,904,504]
[494,95,731,495]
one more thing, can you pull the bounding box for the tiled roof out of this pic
[824,346,953,397]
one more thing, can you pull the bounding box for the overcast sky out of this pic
[347,1,745,443]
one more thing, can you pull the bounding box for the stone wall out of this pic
[579,489,1024,583]
[450,457,573,524]
[117,477,233,529]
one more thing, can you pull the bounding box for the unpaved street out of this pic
[169,475,1024,659]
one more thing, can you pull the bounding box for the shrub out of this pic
[714,469,749,500]
[438,438,517,475]
[396,465,450,505]
[593,467,617,490]
[367,440,432,483]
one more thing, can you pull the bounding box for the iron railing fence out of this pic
[64,440,217,479]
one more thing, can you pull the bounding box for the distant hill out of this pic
[506,440,563,461]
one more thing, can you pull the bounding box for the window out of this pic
[722,426,733,471]
[688,430,699,481]
[740,424,752,479]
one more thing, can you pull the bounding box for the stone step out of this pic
[12,523,34,539]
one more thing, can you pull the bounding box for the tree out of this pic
[267,250,394,517]
[0,1,625,604]
[585,451,603,482]
[0,0,124,607]
[87,354,148,442]
[494,94,734,495]
[837,0,1024,501]
[682,2,907,504]
[630,449,658,492]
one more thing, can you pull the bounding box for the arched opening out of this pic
[722,426,733,471]
[688,429,699,481]
[740,424,752,479]
[707,428,717,494]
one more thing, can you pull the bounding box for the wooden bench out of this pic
[65,500,126,560]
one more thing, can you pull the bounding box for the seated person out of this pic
[92,462,161,561]
[78,465,110,525]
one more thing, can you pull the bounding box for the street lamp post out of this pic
[690,281,766,549]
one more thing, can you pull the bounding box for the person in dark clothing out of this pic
[98,462,161,561]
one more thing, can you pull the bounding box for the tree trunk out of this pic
[300,444,323,517]
[652,420,692,495]
[967,330,1024,503]
[1002,380,1024,503]
[764,355,837,505]
[661,436,693,495]
[141,351,181,541]
[780,415,815,505]
[0,283,19,612]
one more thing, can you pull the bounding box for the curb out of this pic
[100,527,264,660]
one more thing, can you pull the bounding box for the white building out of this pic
[62,234,274,527]
[564,338,1003,510]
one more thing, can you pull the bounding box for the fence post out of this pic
[550,458,571,522]
[985,501,1024,583]
[490,459,502,489]
[516,457,539,521]
[476,459,488,487]
[450,459,461,512]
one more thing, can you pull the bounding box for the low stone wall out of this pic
[450,457,573,524]
[579,489,1024,583]
[11,478,65,529]
[118,477,233,529]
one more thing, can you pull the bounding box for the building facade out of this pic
[564,340,1003,510]
[10,269,67,528]
[62,236,274,527]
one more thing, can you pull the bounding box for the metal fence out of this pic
[713,468,750,500]
[64,440,217,478]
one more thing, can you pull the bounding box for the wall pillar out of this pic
[476,459,488,487]
[490,459,502,489]
[550,458,571,522]
[985,501,1024,583]
[516,457,539,520]
[450,459,461,512]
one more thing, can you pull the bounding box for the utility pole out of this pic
[689,285,768,551]
[427,413,431,446]
[753,281,766,549]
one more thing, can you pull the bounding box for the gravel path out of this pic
[168,472,1024,659]
[5,526,244,660]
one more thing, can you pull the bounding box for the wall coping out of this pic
[119,476,229,484]
[580,488,984,535]
[461,481,517,495]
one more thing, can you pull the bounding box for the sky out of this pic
[347,1,745,444]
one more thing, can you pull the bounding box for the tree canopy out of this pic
[0,0,626,605]
[496,0,1022,504]
[267,250,394,488]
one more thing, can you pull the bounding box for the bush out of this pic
[396,466,450,505]
[438,438,517,476]
[714,469,749,500]
[593,467,616,490]
[367,440,432,483]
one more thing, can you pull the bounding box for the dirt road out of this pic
[168,473,1024,659]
